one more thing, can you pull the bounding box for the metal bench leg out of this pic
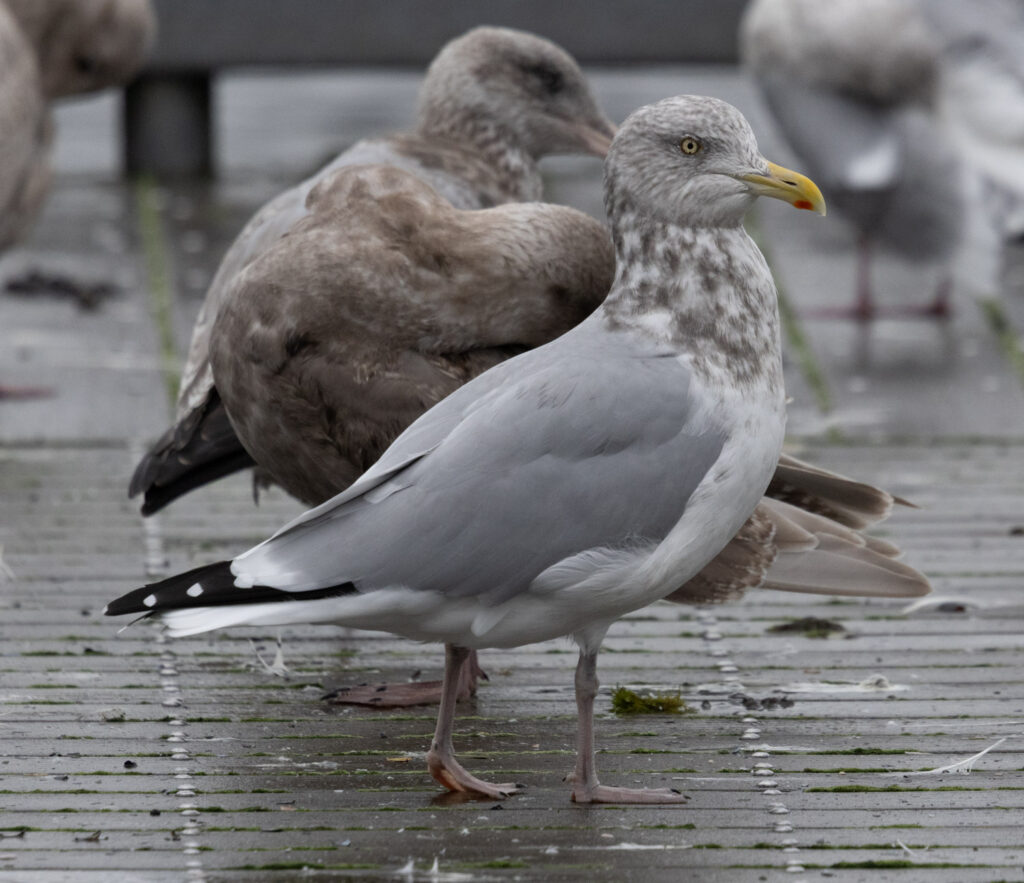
[123,73,213,177]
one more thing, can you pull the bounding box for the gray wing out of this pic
[759,72,963,257]
[758,73,904,195]
[234,329,727,604]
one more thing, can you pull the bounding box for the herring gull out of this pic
[129,26,617,513]
[107,96,926,805]
[190,160,921,709]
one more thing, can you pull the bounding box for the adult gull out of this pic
[105,95,908,805]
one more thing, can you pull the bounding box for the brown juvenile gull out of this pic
[210,165,616,507]
[740,0,973,319]
[0,0,154,399]
[107,96,927,806]
[129,26,617,514]
[3,0,156,100]
[0,2,48,257]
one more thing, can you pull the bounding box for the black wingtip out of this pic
[128,390,257,515]
[106,561,359,618]
[135,448,257,516]
[106,561,236,617]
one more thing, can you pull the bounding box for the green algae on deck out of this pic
[610,686,691,715]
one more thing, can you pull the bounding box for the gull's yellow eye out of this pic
[679,137,702,155]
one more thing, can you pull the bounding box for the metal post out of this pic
[123,73,213,177]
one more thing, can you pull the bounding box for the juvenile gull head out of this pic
[4,0,156,99]
[416,26,616,160]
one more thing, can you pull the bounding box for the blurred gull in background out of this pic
[3,0,155,100]
[741,0,1024,320]
[0,0,155,398]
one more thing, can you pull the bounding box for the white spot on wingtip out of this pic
[234,574,254,589]
[186,584,203,597]
[101,604,109,615]
[143,594,157,608]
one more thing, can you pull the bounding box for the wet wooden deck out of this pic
[2,67,1024,882]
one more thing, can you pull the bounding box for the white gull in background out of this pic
[109,96,925,804]
[129,26,617,514]
[740,0,1022,320]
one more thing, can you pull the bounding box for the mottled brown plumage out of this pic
[667,461,926,607]
[210,165,616,505]
[0,3,49,253]
[3,0,155,99]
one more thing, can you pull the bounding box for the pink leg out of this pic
[853,235,875,321]
[0,384,52,401]
[570,649,688,804]
[802,236,877,321]
[426,644,521,799]
[805,240,954,321]
[323,648,486,708]
[923,275,953,319]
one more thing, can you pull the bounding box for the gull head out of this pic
[417,26,617,159]
[604,95,825,229]
[9,0,158,98]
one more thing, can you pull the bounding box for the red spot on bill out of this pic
[793,200,814,211]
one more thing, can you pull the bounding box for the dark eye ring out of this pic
[679,137,702,155]
[75,55,98,75]
[521,62,564,95]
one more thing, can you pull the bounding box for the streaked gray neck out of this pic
[601,211,782,391]
[417,114,542,204]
